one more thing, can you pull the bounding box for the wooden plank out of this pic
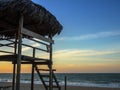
[12,35,18,90]
[0,55,16,61]
[21,62,49,65]
[53,72,61,90]
[7,39,48,52]
[41,74,50,77]
[22,55,49,61]
[21,28,54,44]
[37,69,56,71]
[0,43,14,48]
[47,85,61,88]
[35,66,48,90]
[31,48,35,90]
[0,50,14,54]
[49,34,53,90]
[29,38,49,46]
[22,43,48,52]
[16,15,23,90]
[65,76,67,90]
[0,54,50,62]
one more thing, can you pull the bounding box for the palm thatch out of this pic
[0,0,63,39]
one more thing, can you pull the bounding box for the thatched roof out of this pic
[0,0,63,39]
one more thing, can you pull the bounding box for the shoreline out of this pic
[0,82,120,90]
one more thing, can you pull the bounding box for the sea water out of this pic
[0,73,120,88]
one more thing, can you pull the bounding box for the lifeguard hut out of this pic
[0,0,62,90]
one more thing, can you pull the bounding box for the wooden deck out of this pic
[0,54,50,64]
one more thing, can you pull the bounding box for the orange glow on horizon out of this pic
[0,61,120,73]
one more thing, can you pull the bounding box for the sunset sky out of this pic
[0,0,120,73]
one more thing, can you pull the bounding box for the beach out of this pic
[0,82,120,90]
[0,73,120,90]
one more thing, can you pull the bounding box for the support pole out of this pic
[12,63,16,90]
[12,34,18,90]
[31,48,35,90]
[16,15,23,90]
[49,34,53,90]
[65,76,67,90]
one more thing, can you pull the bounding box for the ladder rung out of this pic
[21,62,32,64]
[46,85,60,88]
[44,80,57,82]
[37,69,56,71]
[41,74,50,77]
[35,62,49,65]
[21,62,49,64]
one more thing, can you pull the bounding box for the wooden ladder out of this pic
[35,64,61,90]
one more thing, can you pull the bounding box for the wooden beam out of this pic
[0,54,50,62]
[0,43,14,48]
[49,34,53,90]
[0,50,14,54]
[22,43,48,52]
[21,28,54,44]
[29,38,49,46]
[0,55,16,61]
[22,55,49,61]
[16,15,23,90]
[12,34,18,90]
[21,62,49,65]
[31,48,35,90]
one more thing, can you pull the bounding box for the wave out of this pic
[0,78,120,88]
[64,81,120,88]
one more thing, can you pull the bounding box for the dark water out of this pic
[0,73,120,88]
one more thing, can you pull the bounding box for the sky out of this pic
[0,0,120,73]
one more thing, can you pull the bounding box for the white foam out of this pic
[63,81,120,88]
[0,79,120,88]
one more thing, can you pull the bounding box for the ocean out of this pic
[0,73,120,88]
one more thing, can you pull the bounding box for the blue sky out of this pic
[32,0,120,49]
[31,0,120,73]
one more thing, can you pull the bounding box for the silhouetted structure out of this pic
[0,0,62,90]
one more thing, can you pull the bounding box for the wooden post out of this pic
[16,15,23,90]
[12,62,16,90]
[49,34,53,90]
[65,76,67,90]
[12,34,17,90]
[31,48,35,90]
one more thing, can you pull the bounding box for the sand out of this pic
[0,82,120,90]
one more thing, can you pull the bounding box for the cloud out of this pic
[56,31,120,41]
[53,49,120,60]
